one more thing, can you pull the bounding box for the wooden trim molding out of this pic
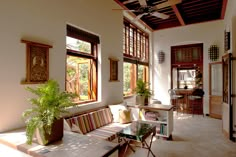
[172,5,185,26]
[221,0,228,19]
[223,128,230,139]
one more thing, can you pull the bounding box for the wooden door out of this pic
[209,62,223,119]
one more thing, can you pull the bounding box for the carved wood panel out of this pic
[21,40,52,84]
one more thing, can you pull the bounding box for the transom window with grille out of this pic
[66,25,99,104]
[123,20,149,96]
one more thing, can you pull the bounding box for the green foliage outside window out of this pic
[123,62,132,96]
[66,56,90,102]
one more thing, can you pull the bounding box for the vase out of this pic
[35,118,63,145]
[136,95,145,106]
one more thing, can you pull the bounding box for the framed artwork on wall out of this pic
[109,57,119,82]
[224,30,230,52]
[21,40,52,84]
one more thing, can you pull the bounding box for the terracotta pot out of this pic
[36,118,63,145]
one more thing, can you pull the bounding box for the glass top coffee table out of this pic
[117,121,156,157]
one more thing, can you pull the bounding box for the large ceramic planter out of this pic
[136,95,145,106]
[36,118,63,145]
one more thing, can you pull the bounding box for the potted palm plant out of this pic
[22,79,75,145]
[134,79,152,105]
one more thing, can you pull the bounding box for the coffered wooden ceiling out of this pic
[114,0,228,31]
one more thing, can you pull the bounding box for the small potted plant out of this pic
[22,79,75,145]
[134,79,152,105]
[195,72,203,88]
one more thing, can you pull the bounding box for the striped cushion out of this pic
[65,108,114,134]
[88,111,101,130]
[87,129,116,141]
[103,108,113,124]
[66,114,91,134]
[86,123,131,141]
[98,109,106,126]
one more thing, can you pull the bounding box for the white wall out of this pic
[152,20,224,114]
[0,0,124,132]
[223,0,236,131]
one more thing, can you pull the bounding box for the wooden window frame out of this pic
[66,25,98,104]
[123,19,149,64]
[123,19,150,97]
[170,43,203,89]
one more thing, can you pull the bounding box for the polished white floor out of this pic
[0,143,31,157]
[125,113,236,157]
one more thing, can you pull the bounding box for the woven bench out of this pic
[64,107,131,141]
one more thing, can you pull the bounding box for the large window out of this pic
[123,20,149,96]
[66,25,99,104]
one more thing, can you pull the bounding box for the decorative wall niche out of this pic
[21,40,52,84]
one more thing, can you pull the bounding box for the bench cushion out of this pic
[86,123,130,141]
[66,114,91,134]
[66,108,113,134]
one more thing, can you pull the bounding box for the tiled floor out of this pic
[120,113,236,157]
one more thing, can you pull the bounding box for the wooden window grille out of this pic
[123,19,150,96]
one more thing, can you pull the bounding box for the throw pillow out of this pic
[71,124,83,134]
[108,103,127,123]
[119,109,131,124]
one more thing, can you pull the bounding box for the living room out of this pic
[0,0,236,156]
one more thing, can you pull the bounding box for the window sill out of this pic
[64,101,102,117]
[123,95,135,99]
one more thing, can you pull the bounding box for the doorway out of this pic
[209,62,223,119]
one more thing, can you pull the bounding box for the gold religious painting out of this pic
[21,40,52,84]
[109,58,119,82]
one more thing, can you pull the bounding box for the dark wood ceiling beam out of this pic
[185,13,220,19]
[115,0,223,31]
[182,1,220,10]
[150,17,176,22]
[184,7,221,16]
[154,21,180,30]
[181,0,219,6]
[221,0,228,19]
[183,4,220,13]
[153,19,179,25]
[187,17,220,24]
[181,0,203,5]
[172,5,185,25]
